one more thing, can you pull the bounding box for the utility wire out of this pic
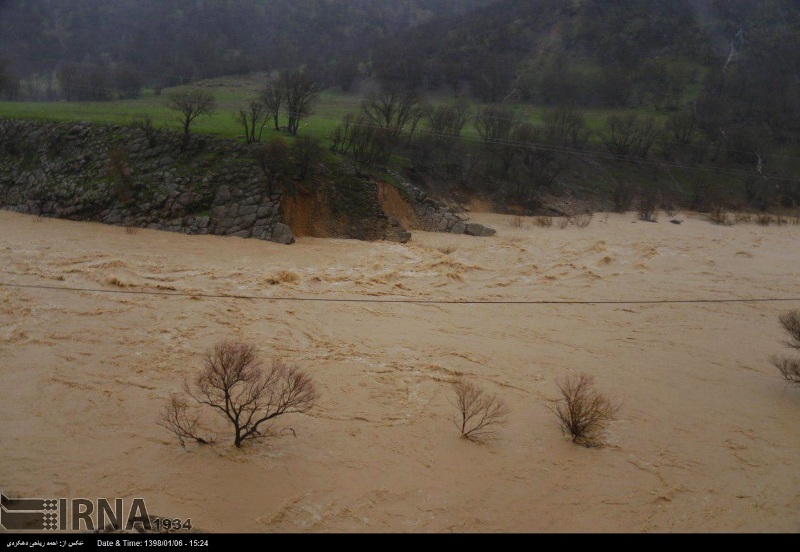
[1,282,798,306]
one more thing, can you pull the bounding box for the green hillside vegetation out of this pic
[1,0,799,215]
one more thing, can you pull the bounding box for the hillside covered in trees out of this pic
[0,0,492,93]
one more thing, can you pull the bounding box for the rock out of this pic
[384,217,411,244]
[451,221,467,234]
[479,226,496,237]
[176,192,194,207]
[238,205,257,216]
[240,213,258,226]
[271,222,294,245]
[464,223,485,236]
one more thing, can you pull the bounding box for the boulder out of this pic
[464,223,485,236]
[451,221,467,234]
[271,223,295,245]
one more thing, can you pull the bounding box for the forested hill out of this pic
[3,0,798,107]
[375,0,800,104]
[0,0,494,89]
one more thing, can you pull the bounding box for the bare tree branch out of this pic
[770,355,800,385]
[157,394,213,450]
[778,310,800,351]
[452,380,508,442]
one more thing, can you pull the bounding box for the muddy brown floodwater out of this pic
[1,210,799,532]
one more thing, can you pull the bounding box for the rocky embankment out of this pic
[0,118,494,244]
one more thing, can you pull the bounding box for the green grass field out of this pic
[0,74,677,150]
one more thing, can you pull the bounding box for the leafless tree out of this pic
[235,100,268,143]
[166,89,216,148]
[331,113,395,166]
[254,136,293,196]
[262,79,285,131]
[452,380,509,442]
[361,85,422,140]
[292,135,324,180]
[601,114,660,159]
[283,70,319,135]
[664,111,697,145]
[161,341,318,449]
[769,310,800,386]
[542,107,591,149]
[601,114,639,158]
[473,106,521,148]
[552,373,620,448]
[427,100,472,138]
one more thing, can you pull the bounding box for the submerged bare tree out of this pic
[552,373,619,448]
[159,341,318,448]
[452,380,509,442]
[770,310,800,386]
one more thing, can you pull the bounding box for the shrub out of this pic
[612,181,633,213]
[638,189,658,222]
[770,356,800,386]
[552,373,619,448]
[533,216,553,228]
[777,310,800,350]
[709,205,733,226]
[756,213,773,226]
[570,212,593,228]
[452,380,508,442]
[107,146,134,201]
[769,310,800,386]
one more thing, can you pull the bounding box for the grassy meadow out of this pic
[0,73,671,149]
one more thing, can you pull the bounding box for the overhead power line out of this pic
[1,282,798,306]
